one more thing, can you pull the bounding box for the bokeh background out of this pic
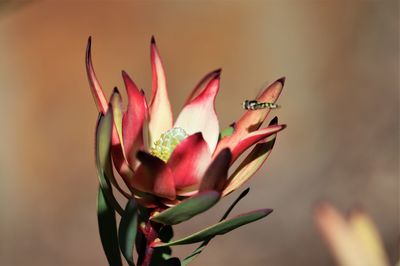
[0,1,398,265]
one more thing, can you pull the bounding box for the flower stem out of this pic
[141,221,158,266]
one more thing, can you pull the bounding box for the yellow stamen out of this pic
[150,127,188,162]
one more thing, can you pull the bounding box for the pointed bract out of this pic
[231,124,285,163]
[200,148,231,192]
[133,151,176,200]
[148,37,173,146]
[109,90,134,181]
[184,69,221,105]
[85,39,131,177]
[223,117,279,196]
[122,71,147,167]
[86,37,108,114]
[167,133,212,194]
[214,78,284,156]
[174,75,220,153]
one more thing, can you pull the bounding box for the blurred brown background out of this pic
[0,0,398,265]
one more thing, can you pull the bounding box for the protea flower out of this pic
[87,36,286,266]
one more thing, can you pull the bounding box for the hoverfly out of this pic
[242,100,280,110]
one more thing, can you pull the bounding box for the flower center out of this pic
[150,127,188,162]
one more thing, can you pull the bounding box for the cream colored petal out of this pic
[349,211,390,266]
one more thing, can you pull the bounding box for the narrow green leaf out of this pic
[135,231,146,266]
[96,112,123,215]
[155,209,273,247]
[98,107,130,200]
[220,188,250,221]
[182,188,251,265]
[97,187,123,266]
[151,191,220,225]
[119,199,138,266]
[182,245,204,266]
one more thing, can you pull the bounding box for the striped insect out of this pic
[242,100,280,110]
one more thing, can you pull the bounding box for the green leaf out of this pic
[220,188,250,221]
[182,188,251,265]
[97,187,123,266]
[118,199,138,266]
[96,112,123,215]
[218,124,235,140]
[135,231,146,265]
[151,191,220,225]
[154,209,273,247]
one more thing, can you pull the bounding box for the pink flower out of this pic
[87,36,286,207]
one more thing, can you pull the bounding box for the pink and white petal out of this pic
[133,151,176,200]
[214,77,284,156]
[199,148,231,192]
[148,37,173,146]
[111,126,133,183]
[230,124,285,163]
[234,77,285,135]
[86,38,137,192]
[121,71,147,166]
[184,69,221,105]
[167,133,212,193]
[86,37,108,114]
[223,138,275,196]
[174,75,220,153]
[222,131,278,196]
